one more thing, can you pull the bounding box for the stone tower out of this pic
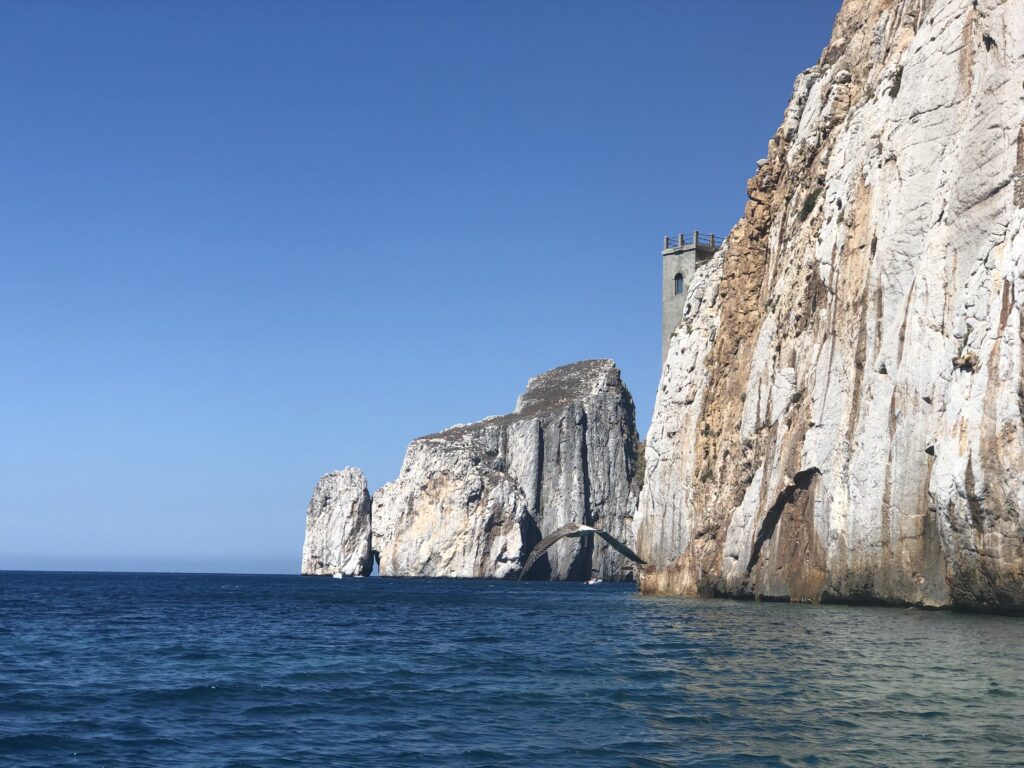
[661,231,720,363]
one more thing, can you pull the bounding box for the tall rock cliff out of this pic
[373,359,641,580]
[636,0,1024,611]
[301,468,373,576]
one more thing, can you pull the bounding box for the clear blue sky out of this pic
[1,1,842,573]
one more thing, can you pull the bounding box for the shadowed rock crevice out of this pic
[746,468,821,576]
[567,411,595,581]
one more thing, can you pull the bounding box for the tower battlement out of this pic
[661,231,722,364]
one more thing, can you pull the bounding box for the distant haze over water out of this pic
[0,555,297,575]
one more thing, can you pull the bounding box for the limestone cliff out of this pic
[373,360,641,579]
[637,0,1024,611]
[301,468,373,576]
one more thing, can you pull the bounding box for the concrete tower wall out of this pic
[662,249,695,363]
[661,235,719,364]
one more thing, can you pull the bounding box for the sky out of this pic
[1,0,843,573]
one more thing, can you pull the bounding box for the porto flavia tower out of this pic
[661,231,721,364]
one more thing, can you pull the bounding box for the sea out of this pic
[1,572,1022,767]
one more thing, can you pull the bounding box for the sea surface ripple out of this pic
[1,572,1022,767]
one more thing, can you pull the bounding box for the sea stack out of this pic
[301,468,373,577]
[636,0,1024,611]
[372,359,641,580]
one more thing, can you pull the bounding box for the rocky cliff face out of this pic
[373,359,641,579]
[301,468,373,576]
[636,0,1024,611]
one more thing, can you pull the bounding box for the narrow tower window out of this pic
[674,273,685,295]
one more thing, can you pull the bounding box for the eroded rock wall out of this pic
[373,360,641,580]
[301,468,373,576]
[636,0,1024,611]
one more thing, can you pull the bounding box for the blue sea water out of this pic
[1,572,1022,767]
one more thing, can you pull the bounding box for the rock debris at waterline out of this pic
[636,0,1024,612]
[303,359,642,581]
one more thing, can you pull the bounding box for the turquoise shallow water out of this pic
[1,572,1022,767]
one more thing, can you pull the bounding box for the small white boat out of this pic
[332,573,344,580]
[586,578,603,586]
